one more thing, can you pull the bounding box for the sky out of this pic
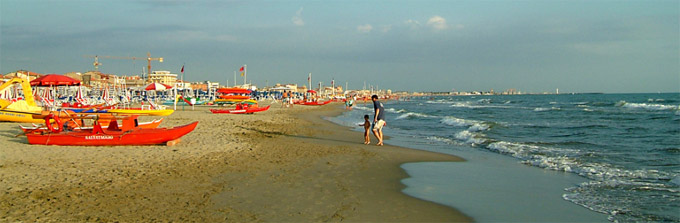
[1,0,678,93]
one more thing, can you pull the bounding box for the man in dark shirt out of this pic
[371,95,385,146]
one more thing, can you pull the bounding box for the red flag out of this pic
[239,66,244,72]
[181,65,184,73]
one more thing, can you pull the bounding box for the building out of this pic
[123,76,145,88]
[3,70,42,81]
[148,71,177,86]
[175,80,191,90]
[190,81,220,91]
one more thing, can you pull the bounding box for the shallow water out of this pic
[330,93,680,222]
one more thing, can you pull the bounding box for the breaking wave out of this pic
[616,101,679,111]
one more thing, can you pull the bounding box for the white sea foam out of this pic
[454,130,486,145]
[534,107,560,112]
[426,136,454,144]
[385,108,407,113]
[486,141,674,183]
[618,101,679,111]
[468,123,490,132]
[441,116,473,127]
[353,106,372,111]
[395,112,434,120]
[441,116,491,132]
[426,100,454,104]
[477,99,491,103]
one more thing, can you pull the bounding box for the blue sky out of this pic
[1,0,678,93]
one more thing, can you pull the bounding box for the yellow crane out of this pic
[85,52,164,82]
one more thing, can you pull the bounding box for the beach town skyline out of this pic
[1,0,677,94]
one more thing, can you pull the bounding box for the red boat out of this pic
[296,100,332,106]
[19,118,164,133]
[25,114,197,146]
[210,105,270,114]
[216,88,252,94]
[218,95,251,100]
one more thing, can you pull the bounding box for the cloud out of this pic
[404,19,421,29]
[357,24,373,33]
[292,7,304,26]
[426,16,448,31]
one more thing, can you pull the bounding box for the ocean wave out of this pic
[385,108,407,113]
[671,176,680,186]
[426,136,454,144]
[440,116,474,127]
[534,107,560,112]
[353,106,372,111]
[440,116,491,132]
[454,130,486,145]
[616,101,679,111]
[426,100,454,104]
[486,141,675,183]
[477,99,491,103]
[564,179,680,222]
[395,112,435,120]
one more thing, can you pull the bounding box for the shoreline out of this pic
[210,104,472,221]
[0,103,472,222]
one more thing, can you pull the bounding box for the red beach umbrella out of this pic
[30,74,81,86]
[145,82,173,91]
[307,90,317,94]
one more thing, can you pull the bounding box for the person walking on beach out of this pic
[281,91,288,108]
[371,95,385,146]
[359,115,371,144]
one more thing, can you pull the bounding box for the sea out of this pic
[328,93,679,222]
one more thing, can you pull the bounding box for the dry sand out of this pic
[0,103,471,222]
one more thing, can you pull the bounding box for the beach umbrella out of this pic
[75,85,84,100]
[102,87,110,99]
[307,90,317,94]
[145,82,173,91]
[30,74,81,86]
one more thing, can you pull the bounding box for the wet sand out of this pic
[0,103,471,222]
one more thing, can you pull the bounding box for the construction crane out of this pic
[84,52,164,82]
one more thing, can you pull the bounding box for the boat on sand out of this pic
[25,114,197,146]
[210,105,270,114]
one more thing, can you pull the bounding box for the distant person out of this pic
[371,95,385,146]
[358,114,371,144]
[281,91,288,108]
[345,97,354,110]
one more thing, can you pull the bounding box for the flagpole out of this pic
[180,64,185,111]
[181,63,185,95]
[244,64,247,87]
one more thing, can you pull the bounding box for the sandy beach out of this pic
[0,103,471,222]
